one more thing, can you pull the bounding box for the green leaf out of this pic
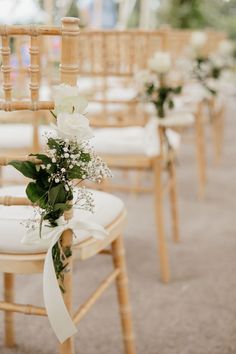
[36,169,51,189]
[30,153,52,165]
[26,182,47,208]
[47,138,61,152]
[67,165,83,179]
[172,86,182,94]
[168,99,174,109]
[48,184,67,206]
[53,203,71,212]
[80,152,91,162]
[9,160,38,179]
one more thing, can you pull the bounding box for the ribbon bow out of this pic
[22,217,108,343]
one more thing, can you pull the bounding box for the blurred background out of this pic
[0,0,236,37]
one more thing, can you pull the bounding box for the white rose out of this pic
[218,40,234,57]
[210,54,224,68]
[190,31,207,50]
[53,84,88,115]
[56,112,93,142]
[148,52,172,74]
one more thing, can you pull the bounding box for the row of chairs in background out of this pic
[0,26,227,285]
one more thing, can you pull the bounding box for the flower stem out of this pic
[157,104,165,118]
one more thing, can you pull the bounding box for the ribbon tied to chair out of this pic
[22,217,108,343]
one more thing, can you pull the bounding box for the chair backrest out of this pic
[78,29,165,78]
[0,18,79,186]
[0,17,80,244]
[0,17,79,111]
[75,30,165,128]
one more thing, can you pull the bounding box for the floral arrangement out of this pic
[136,52,182,118]
[217,39,236,72]
[192,56,223,95]
[190,31,226,95]
[9,84,111,291]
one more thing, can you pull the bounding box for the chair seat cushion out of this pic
[157,112,195,127]
[92,121,181,157]
[0,186,124,254]
[0,124,50,150]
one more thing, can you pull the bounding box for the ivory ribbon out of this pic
[22,217,108,343]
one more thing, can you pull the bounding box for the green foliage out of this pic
[145,82,182,118]
[159,0,208,29]
[52,242,72,293]
[193,56,223,96]
[158,0,236,38]
[9,136,94,291]
[10,137,93,226]
[9,161,38,179]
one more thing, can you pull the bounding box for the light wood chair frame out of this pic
[0,18,136,354]
[71,30,183,283]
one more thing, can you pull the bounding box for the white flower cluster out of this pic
[53,84,93,143]
[215,40,235,69]
[21,207,41,232]
[73,187,95,213]
[191,31,207,49]
[134,69,157,95]
[80,140,113,183]
[135,52,172,98]
[53,84,88,115]
[148,51,172,74]
[51,83,111,207]
[218,40,234,57]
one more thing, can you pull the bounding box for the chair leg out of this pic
[218,107,225,159]
[59,230,75,354]
[153,158,170,283]
[195,112,207,199]
[212,113,221,165]
[111,236,136,354]
[4,273,16,347]
[213,107,225,164]
[167,156,180,243]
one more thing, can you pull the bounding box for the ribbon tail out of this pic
[43,233,77,343]
[42,219,107,343]
[73,220,109,240]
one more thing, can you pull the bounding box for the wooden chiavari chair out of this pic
[73,29,185,284]
[165,29,227,195]
[80,29,226,201]
[77,29,228,286]
[0,18,136,354]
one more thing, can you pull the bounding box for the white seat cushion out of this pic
[92,120,181,157]
[0,124,34,149]
[157,112,195,127]
[0,124,52,150]
[0,186,124,254]
[145,100,196,120]
[182,83,212,101]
